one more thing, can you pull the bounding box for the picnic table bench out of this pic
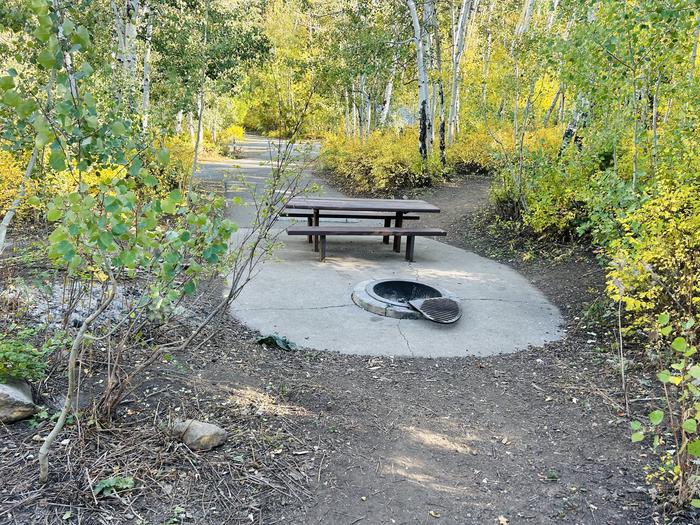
[284,196,445,261]
[281,209,419,244]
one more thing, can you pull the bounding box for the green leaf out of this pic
[648,410,664,426]
[657,370,671,383]
[183,280,196,296]
[0,76,15,90]
[93,476,134,497]
[688,439,700,458]
[47,208,62,222]
[682,419,697,434]
[37,48,56,69]
[630,420,642,431]
[142,174,158,187]
[161,199,177,214]
[61,19,75,36]
[111,222,128,236]
[97,231,113,250]
[110,121,127,136]
[17,99,37,118]
[33,25,51,42]
[70,26,91,50]
[657,313,670,326]
[49,149,66,171]
[156,148,170,166]
[103,196,120,214]
[689,365,700,379]
[2,89,22,107]
[691,499,700,508]
[631,432,644,443]
[672,337,688,352]
[660,326,672,337]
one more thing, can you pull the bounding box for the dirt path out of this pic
[189,173,653,523]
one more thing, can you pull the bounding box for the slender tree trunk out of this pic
[187,111,195,141]
[188,0,208,200]
[351,85,358,137]
[407,0,432,159]
[447,0,474,144]
[175,110,183,134]
[691,19,700,80]
[434,12,446,165]
[379,54,398,127]
[111,0,140,107]
[344,89,351,136]
[358,73,367,140]
[651,72,660,174]
[481,0,494,107]
[141,4,152,133]
[543,85,562,126]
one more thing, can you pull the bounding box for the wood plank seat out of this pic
[281,209,420,220]
[281,209,420,245]
[287,225,446,262]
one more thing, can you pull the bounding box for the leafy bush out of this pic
[0,326,47,382]
[629,315,700,508]
[606,183,700,335]
[321,129,444,195]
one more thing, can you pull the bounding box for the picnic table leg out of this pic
[313,209,320,252]
[383,218,390,244]
[307,217,313,243]
[405,236,415,262]
[320,235,326,261]
[392,212,404,253]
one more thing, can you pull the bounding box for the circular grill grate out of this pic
[409,297,462,324]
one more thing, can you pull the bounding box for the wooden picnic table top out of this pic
[285,196,440,213]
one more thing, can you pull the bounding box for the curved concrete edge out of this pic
[229,233,564,358]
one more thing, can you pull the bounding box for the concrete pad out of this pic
[230,232,563,357]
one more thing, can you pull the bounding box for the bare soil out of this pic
[1,173,682,524]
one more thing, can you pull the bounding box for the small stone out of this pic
[0,380,38,423]
[171,419,227,451]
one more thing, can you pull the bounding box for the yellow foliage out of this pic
[321,129,443,194]
[606,183,700,330]
[0,150,32,219]
[216,124,245,155]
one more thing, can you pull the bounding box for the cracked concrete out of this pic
[230,232,563,357]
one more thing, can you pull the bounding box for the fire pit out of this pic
[352,279,461,323]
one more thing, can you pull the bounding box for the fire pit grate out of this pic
[409,297,462,324]
[352,279,461,323]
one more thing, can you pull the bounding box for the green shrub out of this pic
[606,183,700,336]
[0,326,48,382]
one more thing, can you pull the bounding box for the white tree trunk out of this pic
[187,111,195,141]
[691,19,700,80]
[344,89,351,136]
[481,0,494,106]
[407,0,432,159]
[111,0,140,105]
[175,110,183,134]
[358,74,367,140]
[141,4,152,133]
[447,0,474,144]
[379,55,397,127]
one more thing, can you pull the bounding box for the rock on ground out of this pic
[0,380,38,423]
[171,419,227,451]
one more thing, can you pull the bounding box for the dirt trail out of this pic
[194,172,653,523]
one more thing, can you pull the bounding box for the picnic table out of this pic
[284,196,444,261]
